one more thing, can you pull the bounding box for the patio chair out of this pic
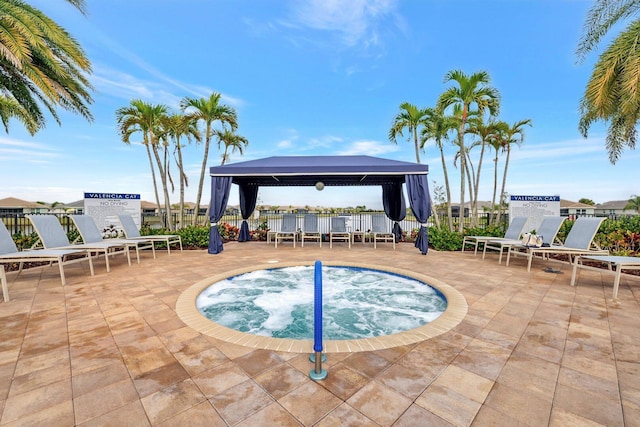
[69,215,156,263]
[329,216,351,249]
[571,255,640,299]
[1,220,94,301]
[461,216,529,257]
[371,214,395,249]
[274,214,298,248]
[483,216,565,264]
[117,214,183,255]
[503,216,566,266]
[27,214,130,273]
[523,217,609,272]
[301,214,322,247]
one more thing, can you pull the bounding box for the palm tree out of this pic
[421,107,457,229]
[181,93,238,226]
[467,118,501,224]
[495,119,532,224]
[389,102,430,164]
[160,113,201,228]
[116,100,170,227]
[388,102,442,227]
[487,121,508,224]
[576,0,640,163]
[215,128,249,165]
[437,70,500,232]
[0,0,93,135]
[625,194,640,213]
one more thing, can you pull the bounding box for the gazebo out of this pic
[207,155,431,254]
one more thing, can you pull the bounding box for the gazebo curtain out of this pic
[238,183,258,242]
[382,182,406,243]
[406,174,431,255]
[208,177,232,254]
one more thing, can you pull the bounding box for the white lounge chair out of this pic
[1,220,94,301]
[371,214,395,249]
[275,214,298,248]
[462,217,529,257]
[69,215,156,263]
[329,216,351,249]
[484,216,566,264]
[502,216,566,266]
[27,214,130,273]
[571,255,640,299]
[301,214,321,247]
[524,217,609,272]
[117,214,183,255]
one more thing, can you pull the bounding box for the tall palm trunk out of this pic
[473,141,487,226]
[491,154,499,225]
[437,141,454,230]
[144,142,162,214]
[174,136,186,229]
[457,127,466,233]
[413,129,421,164]
[151,143,174,231]
[496,145,512,224]
[193,122,213,226]
[463,154,475,226]
[464,150,477,226]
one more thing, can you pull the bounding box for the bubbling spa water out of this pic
[196,265,447,340]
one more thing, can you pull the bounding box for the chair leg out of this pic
[1,266,9,302]
[570,257,581,287]
[612,265,622,299]
[104,250,110,272]
[57,257,67,286]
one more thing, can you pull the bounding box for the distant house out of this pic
[448,201,495,218]
[595,200,639,218]
[0,197,50,215]
[141,201,159,216]
[560,199,596,218]
[60,200,84,214]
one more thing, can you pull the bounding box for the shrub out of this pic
[218,222,239,241]
[427,226,464,251]
[176,225,210,248]
[251,220,269,241]
[12,231,39,251]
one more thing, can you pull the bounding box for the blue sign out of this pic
[84,193,140,200]
[510,195,560,202]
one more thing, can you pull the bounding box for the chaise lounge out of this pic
[118,214,183,255]
[462,216,529,258]
[0,221,94,301]
[27,214,131,273]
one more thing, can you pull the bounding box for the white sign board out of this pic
[84,192,141,232]
[509,195,561,233]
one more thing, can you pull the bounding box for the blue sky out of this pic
[1,0,637,209]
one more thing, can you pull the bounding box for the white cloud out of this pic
[337,139,399,155]
[285,0,399,48]
[0,137,61,163]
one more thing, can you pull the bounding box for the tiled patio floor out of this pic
[1,241,639,426]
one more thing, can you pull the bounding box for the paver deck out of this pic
[1,241,639,426]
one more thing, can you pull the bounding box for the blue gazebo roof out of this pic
[209,155,429,187]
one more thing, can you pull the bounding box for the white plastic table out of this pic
[571,255,640,298]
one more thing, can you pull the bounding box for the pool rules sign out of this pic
[84,193,141,230]
[509,195,560,232]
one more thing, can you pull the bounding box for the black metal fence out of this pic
[1,211,511,238]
